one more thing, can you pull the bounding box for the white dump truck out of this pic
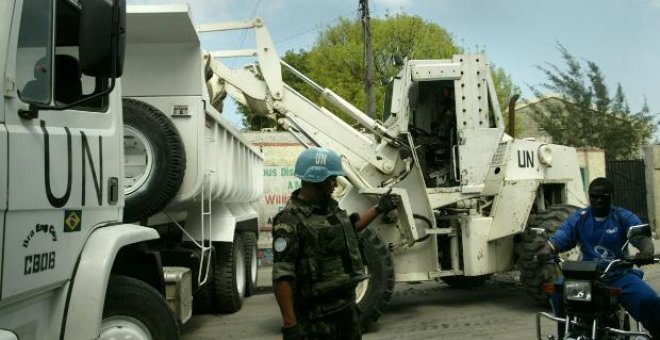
[0,1,261,339]
[199,15,588,329]
[121,5,263,316]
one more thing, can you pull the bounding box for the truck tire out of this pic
[100,275,179,340]
[440,274,492,288]
[193,247,217,314]
[122,98,185,223]
[214,234,246,313]
[519,204,580,305]
[241,232,258,297]
[357,227,395,331]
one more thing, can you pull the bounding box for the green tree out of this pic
[529,44,656,160]
[240,13,519,130]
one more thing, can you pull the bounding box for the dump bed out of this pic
[122,5,263,221]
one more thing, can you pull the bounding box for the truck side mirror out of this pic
[79,0,126,78]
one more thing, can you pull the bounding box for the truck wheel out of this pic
[100,275,179,340]
[357,227,395,331]
[193,247,217,314]
[122,98,185,222]
[440,274,492,288]
[519,204,580,305]
[214,234,246,313]
[241,232,258,296]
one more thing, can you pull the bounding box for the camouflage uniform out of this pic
[272,189,365,339]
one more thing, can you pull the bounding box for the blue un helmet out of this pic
[294,147,346,183]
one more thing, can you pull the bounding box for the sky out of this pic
[128,0,660,129]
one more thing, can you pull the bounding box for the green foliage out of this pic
[529,44,656,160]
[290,14,461,123]
[239,13,518,130]
[492,65,522,134]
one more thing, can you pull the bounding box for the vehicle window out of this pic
[17,0,109,111]
[55,0,109,111]
[16,0,53,104]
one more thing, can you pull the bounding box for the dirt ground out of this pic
[182,260,660,340]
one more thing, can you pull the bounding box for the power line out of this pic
[274,10,358,47]
[237,0,263,49]
[230,0,263,68]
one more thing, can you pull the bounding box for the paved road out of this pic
[182,262,660,340]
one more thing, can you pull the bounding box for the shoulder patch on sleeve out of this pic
[274,237,288,252]
[274,223,294,233]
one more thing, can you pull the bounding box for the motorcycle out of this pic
[533,224,659,340]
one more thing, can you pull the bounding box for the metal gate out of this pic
[606,160,648,223]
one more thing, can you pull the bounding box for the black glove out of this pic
[636,237,655,259]
[376,189,400,214]
[282,324,306,340]
[533,242,556,262]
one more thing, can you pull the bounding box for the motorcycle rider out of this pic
[272,147,399,339]
[538,177,660,338]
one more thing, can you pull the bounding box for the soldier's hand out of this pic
[282,324,306,340]
[376,188,400,214]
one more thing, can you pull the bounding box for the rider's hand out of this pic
[376,189,400,214]
[534,242,556,262]
[636,237,655,259]
[282,324,306,340]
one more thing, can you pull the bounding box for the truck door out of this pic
[407,56,504,192]
[2,0,123,300]
[452,55,504,193]
[0,0,12,300]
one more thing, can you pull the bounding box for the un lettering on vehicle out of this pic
[517,150,535,168]
[40,121,105,208]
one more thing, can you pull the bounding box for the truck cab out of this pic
[0,0,179,339]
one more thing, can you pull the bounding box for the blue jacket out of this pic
[550,206,642,261]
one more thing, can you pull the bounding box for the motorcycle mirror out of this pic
[621,224,652,253]
[627,224,652,240]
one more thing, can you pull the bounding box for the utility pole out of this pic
[360,0,376,119]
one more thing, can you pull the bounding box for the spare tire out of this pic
[122,98,186,222]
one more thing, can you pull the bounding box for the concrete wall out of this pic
[645,145,660,236]
[243,132,306,269]
[576,147,606,193]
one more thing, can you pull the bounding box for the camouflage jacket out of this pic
[272,189,365,318]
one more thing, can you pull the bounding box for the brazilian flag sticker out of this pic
[64,210,82,232]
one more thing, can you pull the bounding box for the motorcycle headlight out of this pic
[565,280,592,302]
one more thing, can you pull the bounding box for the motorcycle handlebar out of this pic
[531,253,561,264]
[602,257,660,276]
[623,256,660,267]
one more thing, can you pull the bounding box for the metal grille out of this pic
[163,266,193,324]
[606,160,648,223]
[491,142,510,165]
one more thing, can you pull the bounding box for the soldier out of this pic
[272,147,399,340]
